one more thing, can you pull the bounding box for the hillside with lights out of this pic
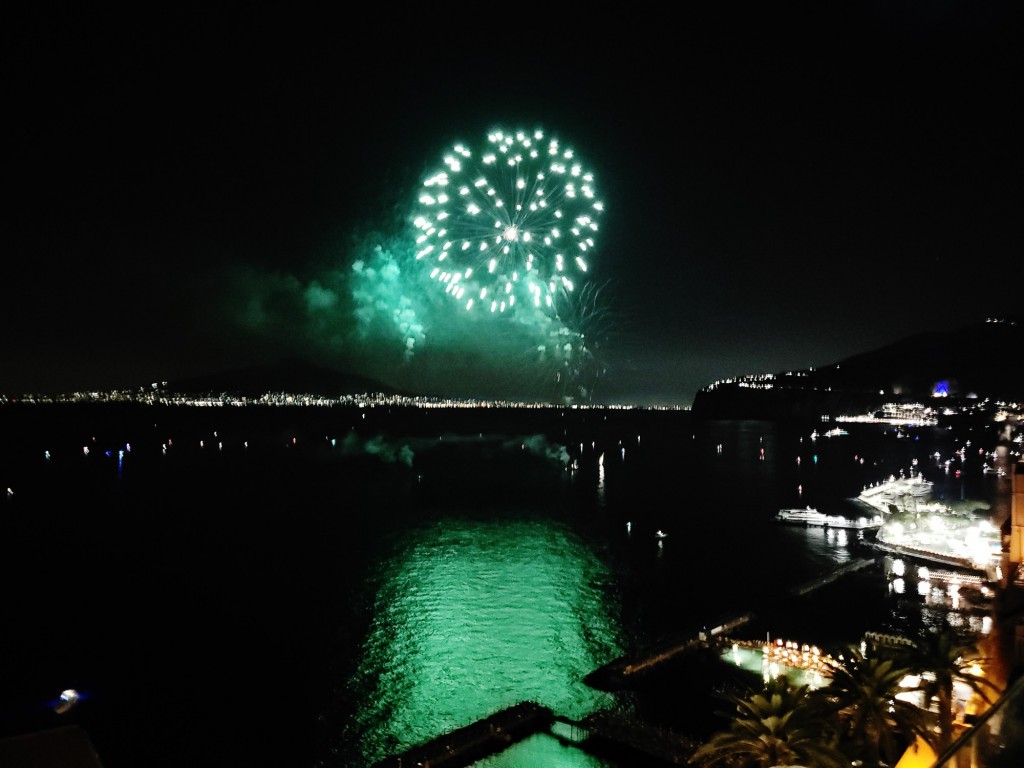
[690,317,1023,422]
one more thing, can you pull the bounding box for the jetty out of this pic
[789,557,876,596]
[370,701,554,768]
[571,710,701,764]
[584,611,755,690]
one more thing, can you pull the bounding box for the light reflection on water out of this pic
[333,418,1013,766]
[1,409,1013,768]
[345,516,623,765]
[473,732,610,767]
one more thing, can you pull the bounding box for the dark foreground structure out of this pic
[370,701,554,768]
[0,725,105,768]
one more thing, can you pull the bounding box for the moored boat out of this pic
[776,507,882,530]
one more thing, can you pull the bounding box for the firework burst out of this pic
[412,128,604,316]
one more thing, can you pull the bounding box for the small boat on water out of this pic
[776,507,882,530]
[53,689,81,714]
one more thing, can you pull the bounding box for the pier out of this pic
[570,710,701,764]
[584,611,755,690]
[788,557,876,596]
[370,701,554,768]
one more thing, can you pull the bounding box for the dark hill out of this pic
[691,317,1022,420]
[801,318,1021,399]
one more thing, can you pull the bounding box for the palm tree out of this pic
[809,644,932,768]
[688,676,848,768]
[897,626,1002,755]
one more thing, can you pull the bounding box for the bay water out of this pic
[0,405,1009,767]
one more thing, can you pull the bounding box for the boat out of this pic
[776,507,829,525]
[776,507,882,530]
[53,689,81,714]
[654,530,668,539]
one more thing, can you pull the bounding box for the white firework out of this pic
[412,128,603,314]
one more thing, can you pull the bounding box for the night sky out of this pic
[4,4,1019,406]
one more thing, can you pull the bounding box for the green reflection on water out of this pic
[473,732,611,767]
[351,516,623,764]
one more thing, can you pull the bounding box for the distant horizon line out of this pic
[0,387,691,411]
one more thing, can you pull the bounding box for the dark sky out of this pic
[3,4,1019,406]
